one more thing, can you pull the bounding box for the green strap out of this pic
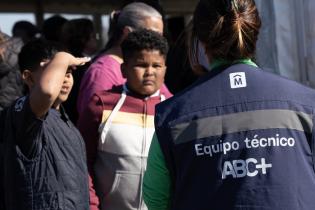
[209,58,258,71]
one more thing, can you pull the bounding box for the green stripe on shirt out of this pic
[143,133,171,210]
[209,58,258,70]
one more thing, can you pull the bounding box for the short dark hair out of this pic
[61,18,95,57]
[42,15,68,42]
[121,29,169,61]
[12,21,38,43]
[18,38,64,73]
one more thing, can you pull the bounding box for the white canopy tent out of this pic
[255,0,315,87]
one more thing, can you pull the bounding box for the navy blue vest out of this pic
[3,99,89,210]
[155,64,315,210]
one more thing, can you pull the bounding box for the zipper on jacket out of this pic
[139,98,148,209]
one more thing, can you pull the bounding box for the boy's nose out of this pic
[145,66,155,75]
[64,76,72,83]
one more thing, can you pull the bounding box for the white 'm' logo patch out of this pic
[229,72,247,89]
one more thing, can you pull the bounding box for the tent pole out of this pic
[93,13,104,49]
[35,0,44,29]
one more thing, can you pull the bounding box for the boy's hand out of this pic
[68,55,91,67]
[40,54,91,69]
[31,52,91,118]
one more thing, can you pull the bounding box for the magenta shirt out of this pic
[77,54,172,114]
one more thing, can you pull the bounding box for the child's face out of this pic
[122,49,166,96]
[56,69,74,103]
[27,65,74,103]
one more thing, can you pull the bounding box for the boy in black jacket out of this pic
[1,39,91,210]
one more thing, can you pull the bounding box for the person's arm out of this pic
[30,52,90,118]
[143,133,172,210]
[77,93,103,173]
[88,174,100,210]
[77,94,103,210]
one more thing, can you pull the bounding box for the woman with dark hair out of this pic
[42,15,68,42]
[61,18,98,58]
[143,0,315,210]
[77,2,172,115]
[60,18,98,123]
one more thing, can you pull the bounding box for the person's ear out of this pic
[123,26,133,34]
[121,62,127,78]
[121,26,133,41]
[22,70,35,87]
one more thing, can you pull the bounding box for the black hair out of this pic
[18,38,64,73]
[42,15,68,42]
[61,18,95,57]
[12,21,39,43]
[121,29,169,61]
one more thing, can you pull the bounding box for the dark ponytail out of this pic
[103,10,122,52]
[191,0,261,62]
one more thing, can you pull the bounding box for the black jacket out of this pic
[3,97,90,210]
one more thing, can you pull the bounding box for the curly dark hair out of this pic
[121,29,169,61]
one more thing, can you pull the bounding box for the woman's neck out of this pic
[52,99,62,111]
[106,46,123,64]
